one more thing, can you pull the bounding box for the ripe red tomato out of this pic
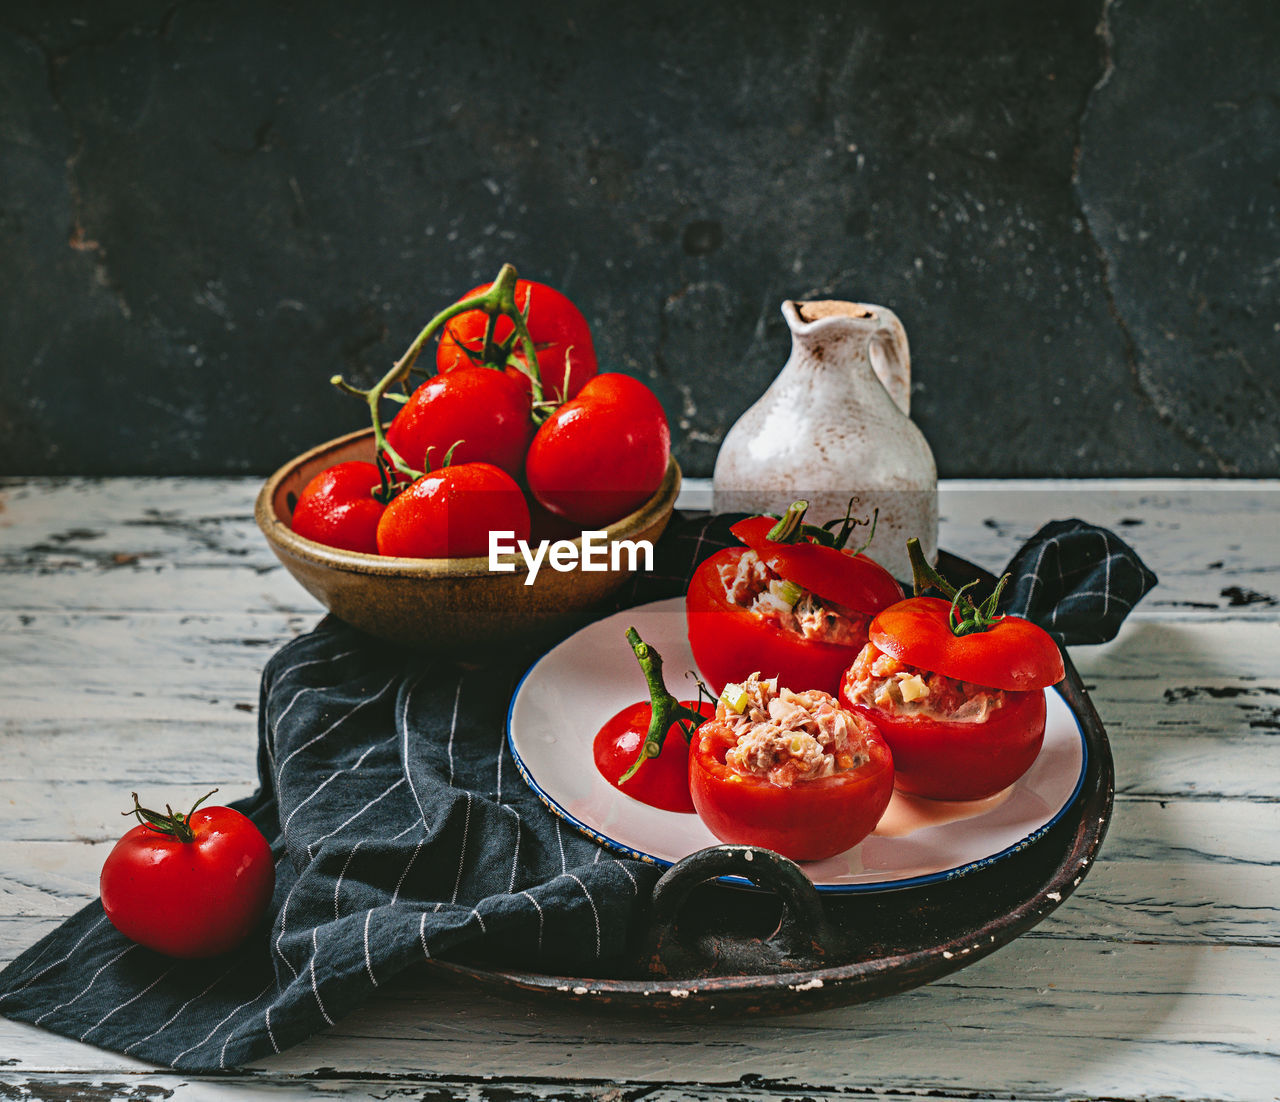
[593,699,714,813]
[525,373,671,528]
[375,462,530,558]
[839,597,1065,800]
[383,367,533,478]
[437,278,597,404]
[688,713,894,861]
[685,517,902,697]
[290,461,386,554]
[99,792,274,959]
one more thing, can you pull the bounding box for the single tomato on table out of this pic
[375,462,530,559]
[525,373,671,529]
[689,673,894,861]
[436,277,597,404]
[839,539,1065,801]
[686,501,902,697]
[100,790,275,959]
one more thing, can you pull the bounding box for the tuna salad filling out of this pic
[719,551,871,647]
[844,643,1007,723]
[716,672,873,787]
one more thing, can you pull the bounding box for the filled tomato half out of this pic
[689,672,894,861]
[839,641,1048,801]
[686,508,902,696]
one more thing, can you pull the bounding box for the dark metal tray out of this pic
[427,554,1114,1016]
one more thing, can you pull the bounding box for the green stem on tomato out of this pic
[831,505,878,555]
[480,303,502,366]
[490,272,547,415]
[124,788,219,844]
[617,627,711,785]
[765,498,877,552]
[329,263,548,478]
[907,536,1012,636]
[908,536,959,599]
[765,500,810,543]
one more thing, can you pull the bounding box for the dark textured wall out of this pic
[2,0,1276,477]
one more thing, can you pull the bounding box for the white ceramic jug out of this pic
[712,299,938,581]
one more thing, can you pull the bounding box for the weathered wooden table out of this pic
[1,477,1276,1100]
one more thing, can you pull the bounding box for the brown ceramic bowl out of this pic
[255,428,681,650]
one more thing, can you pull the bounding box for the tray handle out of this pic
[643,845,832,977]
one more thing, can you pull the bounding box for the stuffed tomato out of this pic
[686,504,902,696]
[839,578,1065,801]
[690,672,894,861]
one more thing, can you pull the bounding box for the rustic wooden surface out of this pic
[0,477,1277,1100]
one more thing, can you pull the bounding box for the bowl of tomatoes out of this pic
[257,264,682,651]
[256,427,680,651]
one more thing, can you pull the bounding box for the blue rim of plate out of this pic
[506,623,1088,895]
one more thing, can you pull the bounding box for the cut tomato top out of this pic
[729,515,902,614]
[868,596,1064,692]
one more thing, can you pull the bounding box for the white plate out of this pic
[507,598,1087,893]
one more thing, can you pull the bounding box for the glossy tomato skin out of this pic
[437,279,597,403]
[870,597,1064,691]
[375,462,530,559]
[525,373,671,529]
[686,547,875,697]
[290,461,385,554]
[593,700,714,813]
[689,716,894,861]
[99,806,274,958]
[839,674,1046,801]
[384,367,533,478]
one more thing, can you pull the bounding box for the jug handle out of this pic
[867,306,911,416]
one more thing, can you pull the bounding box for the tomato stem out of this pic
[372,452,402,505]
[765,499,877,552]
[328,263,549,478]
[766,500,810,543]
[124,788,219,844]
[618,627,710,785]
[907,537,1011,636]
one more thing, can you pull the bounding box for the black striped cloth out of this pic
[0,513,1154,1070]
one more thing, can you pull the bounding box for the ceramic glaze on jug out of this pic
[712,299,937,582]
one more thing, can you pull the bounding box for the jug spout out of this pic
[783,300,912,416]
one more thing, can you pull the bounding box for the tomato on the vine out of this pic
[525,373,671,529]
[100,790,275,959]
[686,503,902,697]
[375,462,530,559]
[838,542,1066,801]
[290,461,386,554]
[437,278,597,404]
[384,366,533,478]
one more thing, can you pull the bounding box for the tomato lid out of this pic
[730,515,903,614]
[869,596,1065,691]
